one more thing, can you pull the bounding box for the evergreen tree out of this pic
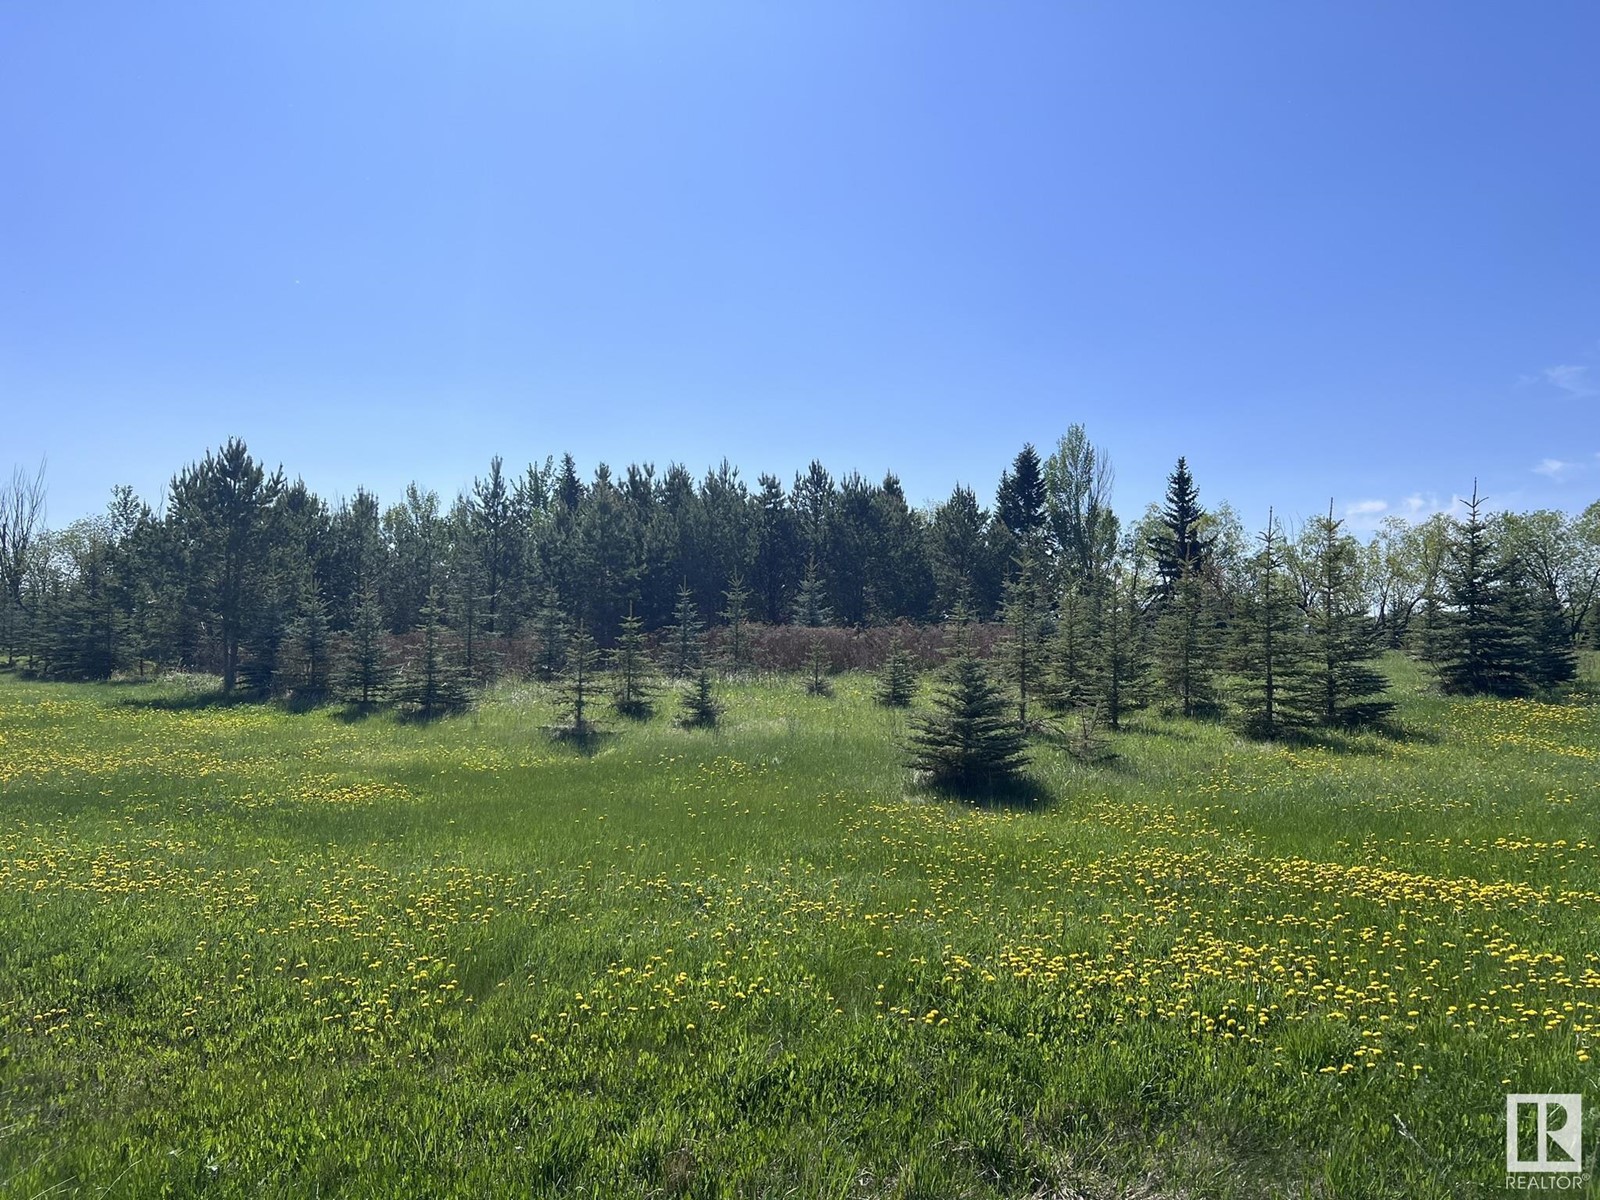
[1234,510,1309,737]
[447,503,490,682]
[1434,486,1538,697]
[678,667,721,729]
[167,439,284,692]
[1152,570,1222,718]
[753,473,799,623]
[405,586,468,718]
[282,577,332,697]
[1299,504,1394,727]
[1042,583,1095,712]
[53,528,126,681]
[996,443,1047,549]
[804,632,833,696]
[236,573,291,698]
[1514,565,1579,690]
[791,554,831,627]
[665,581,704,677]
[338,581,391,706]
[906,619,1029,793]
[875,633,919,707]
[610,604,657,718]
[533,587,568,682]
[1149,457,1210,598]
[719,571,752,673]
[1000,551,1046,725]
[1094,559,1149,730]
[556,627,602,740]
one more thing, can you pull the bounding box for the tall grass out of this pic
[0,656,1595,1197]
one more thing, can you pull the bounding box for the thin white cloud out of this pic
[1345,499,1387,515]
[1401,492,1437,516]
[1533,457,1583,481]
[1542,364,1597,398]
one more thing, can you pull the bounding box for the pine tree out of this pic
[1299,503,1394,727]
[1094,560,1148,730]
[533,587,567,682]
[610,604,656,718]
[678,667,721,729]
[791,554,831,627]
[1149,457,1211,598]
[338,581,391,706]
[405,586,468,718]
[906,620,1029,793]
[719,571,752,674]
[556,627,602,740]
[283,578,332,698]
[996,443,1047,548]
[1000,551,1046,725]
[665,582,704,678]
[804,632,833,696]
[875,632,919,707]
[1234,510,1308,737]
[1515,566,1579,690]
[448,520,488,682]
[1152,570,1221,718]
[1434,486,1538,697]
[1041,583,1092,711]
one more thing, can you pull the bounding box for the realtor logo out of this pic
[1507,1094,1583,1174]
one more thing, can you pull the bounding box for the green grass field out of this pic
[1,658,1597,1198]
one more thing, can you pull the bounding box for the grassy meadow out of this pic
[1,657,1597,1198]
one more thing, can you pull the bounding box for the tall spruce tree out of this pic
[1000,551,1046,725]
[1152,570,1222,718]
[283,577,332,698]
[719,571,752,674]
[1043,583,1095,712]
[996,444,1047,549]
[1518,570,1578,690]
[1434,486,1538,697]
[791,554,831,627]
[1149,457,1210,598]
[338,581,391,706]
[533,587,568,682]
[906,616,1029,793]
[1094,559,1149,730]
[875,632,919,707]
[1234,510,1308,737]
[1299,503,1393,727]
[405,586,468,718]
[556,627,602,740]
[665,582,705,678]
[610,604,657,718]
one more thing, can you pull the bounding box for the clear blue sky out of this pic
[4,2,1597,533]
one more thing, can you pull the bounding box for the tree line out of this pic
[1,431,1592,753]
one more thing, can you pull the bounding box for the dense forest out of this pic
[0,427,1592,739]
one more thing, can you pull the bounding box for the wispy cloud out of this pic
[1339,498,1389,532]
[1533,457,1583,481]
[1541,363,1597,398]
[1401,492,1438,517]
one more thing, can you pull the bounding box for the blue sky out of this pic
[3,2,1597,533]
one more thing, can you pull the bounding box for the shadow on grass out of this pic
[1113,721,1202,745]
[331,703,385,724]
[394,705,472,727]
[544,725,618,758]
[1239,719,1440,754]
[910,770,1055,811]
[115,689,254,712]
